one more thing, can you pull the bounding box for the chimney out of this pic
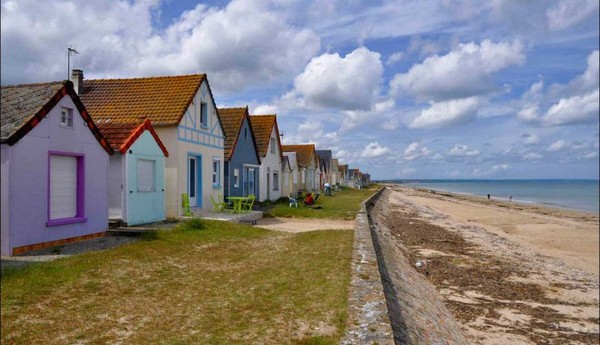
[71,69,84,95]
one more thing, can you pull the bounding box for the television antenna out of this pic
[67,46,79,80]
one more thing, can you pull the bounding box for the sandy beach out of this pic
[379,184,599,344]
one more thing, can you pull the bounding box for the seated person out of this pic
[304,192,314,206]
[324,182,331,196]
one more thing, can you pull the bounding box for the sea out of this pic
[389,179,599,214]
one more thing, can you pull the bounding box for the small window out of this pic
[200,102,208,127]
[273,171,279,191]
[137,159,155,192]
[293,171,298,184]
[302,170,305,183]
[212,159,220,186]
[60,107,73,128]
[234,168,239,188]
[270,138,276,154]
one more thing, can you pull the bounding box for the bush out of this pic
[184,218,206,230]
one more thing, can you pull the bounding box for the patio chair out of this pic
[210,195,226,213]
[182,193,192,216]
[242,194,255,212]
[218,193,233,211]
[288,195,298,208]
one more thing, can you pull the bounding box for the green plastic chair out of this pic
[242,194,255,212]
[182,193,192,216]
[210,195,225,212]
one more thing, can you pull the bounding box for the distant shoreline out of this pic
[381,179,599,215]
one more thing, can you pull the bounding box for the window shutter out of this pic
[50,155,77,219]
[137,159,155,192]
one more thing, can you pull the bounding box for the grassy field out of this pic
[1,220,354,344]
[265,184,380,219]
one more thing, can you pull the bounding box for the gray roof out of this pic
[1,81,66,141]
[316,149,332,172]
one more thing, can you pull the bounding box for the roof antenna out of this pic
[67,46,79,80]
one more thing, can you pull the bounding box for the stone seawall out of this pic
[342,187,395,344]
[368,187,468,344]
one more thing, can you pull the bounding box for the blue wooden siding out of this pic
[225,118,260,198]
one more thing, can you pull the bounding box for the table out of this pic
[227,196,250,214]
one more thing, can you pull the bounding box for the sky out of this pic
[1,0,599,180]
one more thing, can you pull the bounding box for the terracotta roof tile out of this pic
[217,107,259,161]
[249,114,282,159]
[79,74,205,126]
[96,118,168,157]
[281,144,315,168]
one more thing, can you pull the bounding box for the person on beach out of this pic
[509,196,512,202]
[304,193,314,206]
[487,194,490,200]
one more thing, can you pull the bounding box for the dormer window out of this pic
[270,138,275,154]
[60,107,73,128]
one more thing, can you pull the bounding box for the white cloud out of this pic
[391,39,525,101]
[288,47,383,111]
[523,152,543,160]
[340,99,396,132]
[361,142,391,158]
[386,51,404,65]
[517,103,541,122]
[546,0,599,31]
[0,0,320,93]
[448,144,480,157]
[542,89,599,126]
[521,133,540,145]
[252,104,279,115]
[403,142,431,161]
[548,140,568,152]
[410,97,480,129]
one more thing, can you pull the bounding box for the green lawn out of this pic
[1,220,354,344]
[1,186,379,344]
[265,184,380,219]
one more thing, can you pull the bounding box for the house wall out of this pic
[108,153,123,219]
[226,119,260,198]
[124,131,166,225]
[157,80,224,217]
[257,127,282,202]
[1,144,10,255]
[1,95,109,256]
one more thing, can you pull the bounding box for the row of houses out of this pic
[0,71,370,256]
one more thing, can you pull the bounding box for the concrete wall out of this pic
[124,131,166,225]
[1,145,10,255]
[257,126,282,202]
[1,95,109,256]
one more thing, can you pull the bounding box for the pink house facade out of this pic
[1,81,113,256]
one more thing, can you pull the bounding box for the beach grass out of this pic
[1,219,354,344]
[265,184,380,220]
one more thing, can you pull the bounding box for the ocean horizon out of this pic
[385,179,599,214]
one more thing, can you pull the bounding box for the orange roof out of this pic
[79,74,206,126]
[217,107,259,161]
[249,114,283,159]
[281,144,316,168]
[97,118,169,157]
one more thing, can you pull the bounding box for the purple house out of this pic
[1,81,113,256]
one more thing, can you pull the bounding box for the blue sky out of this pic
[2,0,598,179]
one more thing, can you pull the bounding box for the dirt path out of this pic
[253,217,354,232]
[376,186,599,344]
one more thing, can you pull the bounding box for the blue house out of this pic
[217,107,261,198]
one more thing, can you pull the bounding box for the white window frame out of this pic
[136,159,156,192]
[212,158,220,188]
[233,168,239,188]
[270,138,276,154]
[60,107,74,128]
[47,151,86,226]
[200,102,208,128]
[273,170,279,191]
